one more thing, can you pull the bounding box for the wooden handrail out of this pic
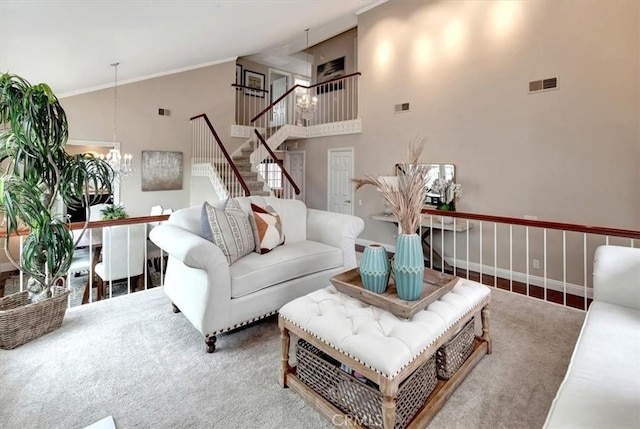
[308,71,362,89]
[421,207,640,239]
[250,72,362,123]
[0,215,172,238]
[231,83,269,93]
[253,130,300,195]
[189,113,250,196]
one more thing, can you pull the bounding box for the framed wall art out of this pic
[244,70,266,97]
[141,150,183,191]
[317,56,345,93]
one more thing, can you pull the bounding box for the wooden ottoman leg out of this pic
[205,335,216,353]
[279,320,291,388]
[382,395,396,429]
[481,304,492,354]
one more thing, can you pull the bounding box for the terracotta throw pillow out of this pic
[202,199,255,265]
[250,203,285,254]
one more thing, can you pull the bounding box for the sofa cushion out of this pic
[544,301,640,428]
[229,240,343,298]
[235,196,307,243]
[250,203,285,254]
[202,199,255,265]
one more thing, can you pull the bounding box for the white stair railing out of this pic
[191,114,249,199]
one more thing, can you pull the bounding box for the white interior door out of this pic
[270,75,288,127]
[285,151,305,202]
[327,148,354,215]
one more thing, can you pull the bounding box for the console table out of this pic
[371,213,473,272]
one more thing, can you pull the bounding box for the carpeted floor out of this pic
[0,285,584,429]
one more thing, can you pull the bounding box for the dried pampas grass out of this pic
[352,137,427,234]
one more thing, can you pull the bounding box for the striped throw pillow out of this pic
[202,199,255,265]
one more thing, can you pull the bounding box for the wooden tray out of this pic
[329,268,458,319]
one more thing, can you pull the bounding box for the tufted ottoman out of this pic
[278,278,491,429]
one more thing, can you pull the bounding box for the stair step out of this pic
[251,191,271,197]
[239,172,258,182]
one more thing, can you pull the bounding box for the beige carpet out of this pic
[0,286,584,429]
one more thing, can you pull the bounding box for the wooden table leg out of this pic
[382,395,396,429]
[420,232,452,272]
[81,246,102,305]
[279,319,291,388]
[481,304,492,354]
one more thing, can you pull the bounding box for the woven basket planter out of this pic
[0,286,70,350]
[435,318,475,380]
[296,339,437,429]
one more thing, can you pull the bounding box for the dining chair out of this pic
[94,224,147,298]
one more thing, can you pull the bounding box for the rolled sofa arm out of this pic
[306,209,365,270]
[593,245,640,310]
[149,224,229,275]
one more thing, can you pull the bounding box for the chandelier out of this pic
[296,29,318,121]
[102,62,133,178]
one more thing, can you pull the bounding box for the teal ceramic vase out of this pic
[394,233,424,301]
[360,244,390,294]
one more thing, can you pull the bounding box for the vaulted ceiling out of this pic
[0,0,382,97]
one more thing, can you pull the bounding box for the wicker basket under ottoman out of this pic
[435,318,475,379]
[296,339,437,429]
[0,287,69,350]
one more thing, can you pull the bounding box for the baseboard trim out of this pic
[448,258,592,299]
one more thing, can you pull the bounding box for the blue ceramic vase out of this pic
[360,244,390,294]
[394,233,424,301]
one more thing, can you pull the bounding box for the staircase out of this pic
[231,142,269,196]
[192,72,363,202]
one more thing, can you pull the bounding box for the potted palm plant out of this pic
[0,73,114,349]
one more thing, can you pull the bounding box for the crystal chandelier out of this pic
[102,62,133,178]
[296,29,317,121]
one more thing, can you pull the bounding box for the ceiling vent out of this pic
[528,77,558,94]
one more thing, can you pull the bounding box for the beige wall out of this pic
[61,61,236,216]
[303,0,640,256]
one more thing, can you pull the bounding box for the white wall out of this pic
[302,0,640,250]
[61,61,236,216]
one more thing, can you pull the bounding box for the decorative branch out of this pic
[352,137,428,234]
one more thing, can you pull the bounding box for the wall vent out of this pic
[528,77,558,94]
[394,102,410,113]
[158,108,171,116]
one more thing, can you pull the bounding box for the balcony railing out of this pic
[413,208,640,310]
[1,215,170,308]
[4,206,634,313]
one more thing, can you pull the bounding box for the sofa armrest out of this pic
[306,209,365,270]
[593,245,640,310]
[149,224,228,274]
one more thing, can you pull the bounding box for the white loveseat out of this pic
[544,245,640,428]
[149,196,365,352]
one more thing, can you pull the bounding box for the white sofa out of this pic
[149,196,364,352]
[544,245,640,428]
